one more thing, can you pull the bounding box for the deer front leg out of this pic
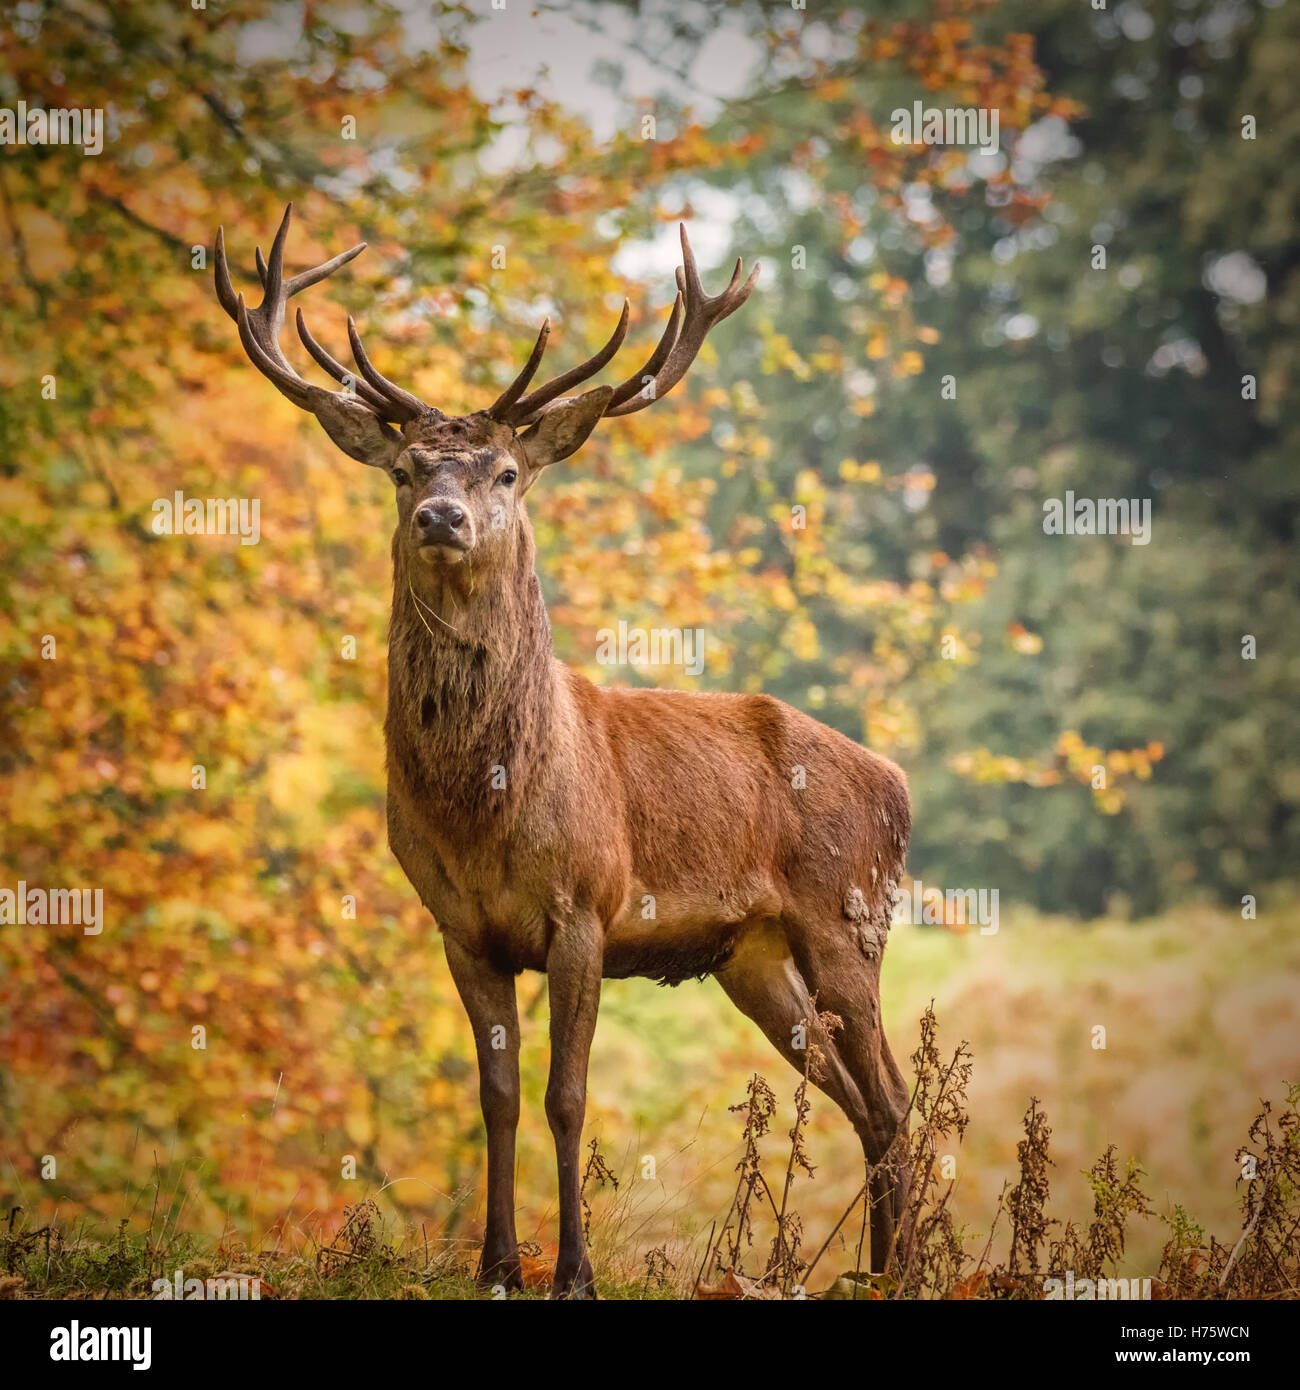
[544,909,603,1300]
[443,936,523,1292]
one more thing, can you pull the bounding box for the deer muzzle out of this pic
[413,501,473,558]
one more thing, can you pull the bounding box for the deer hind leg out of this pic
[715,920,897,1263]
[784,917,911,1277]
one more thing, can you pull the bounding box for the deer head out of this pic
[214,205,759,576]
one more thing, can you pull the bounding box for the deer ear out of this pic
[519,385,614,480]
[311,393,402,469]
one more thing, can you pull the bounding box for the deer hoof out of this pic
[549,1258,597,1300]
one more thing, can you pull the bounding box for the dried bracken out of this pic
[1050,1147,1155,1281]
[642,1246,676,1292]
[764,1004,840,1294]
[887,1005,974,1297]
[713,1073,778,1278]
[315,1200,396,1279]
[579,1138,619,1243]
[691,1007,1300,1302]
[1000,1098,1056,1289]
[1155,1083,1300,1300]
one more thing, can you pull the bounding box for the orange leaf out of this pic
[695,1268,781,1300]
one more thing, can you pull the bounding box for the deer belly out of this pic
[601,880,782,984]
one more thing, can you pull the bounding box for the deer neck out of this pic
[385,523,556,833]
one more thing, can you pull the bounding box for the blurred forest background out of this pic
[1,0,1296,1284]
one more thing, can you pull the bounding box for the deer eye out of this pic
[392,468,411,488]
[496,469,517,487]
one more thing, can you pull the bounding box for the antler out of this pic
[493,224,759,428]
[214,204,431,428]
[217,210,759,442]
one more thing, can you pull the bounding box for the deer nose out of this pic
[414,502,466,545]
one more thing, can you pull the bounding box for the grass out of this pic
[0,1206,677,1300]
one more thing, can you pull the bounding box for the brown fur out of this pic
[377,409,913,1298]
[214,214,912,1296]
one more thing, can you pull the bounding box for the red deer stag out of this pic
[214,206,912,1298]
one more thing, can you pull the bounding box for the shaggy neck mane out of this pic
[385,522,555,833]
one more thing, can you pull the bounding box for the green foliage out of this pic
[681,0,1299,911]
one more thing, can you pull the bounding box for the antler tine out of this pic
[494,226,757,427]
[295,307,395,415]
[345,315,431,422]
[488,319,551,419]
[255,206,374,302]
[603,291,684,414]
[284,244,368,297]
[214,204,427,425]
[259,204,294,327]
[216,219,316,413]
[213,225,241,319]
[507,301,631,425]
[604,224,759,418]
[234,293,314,411]
[257,240,370,298]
